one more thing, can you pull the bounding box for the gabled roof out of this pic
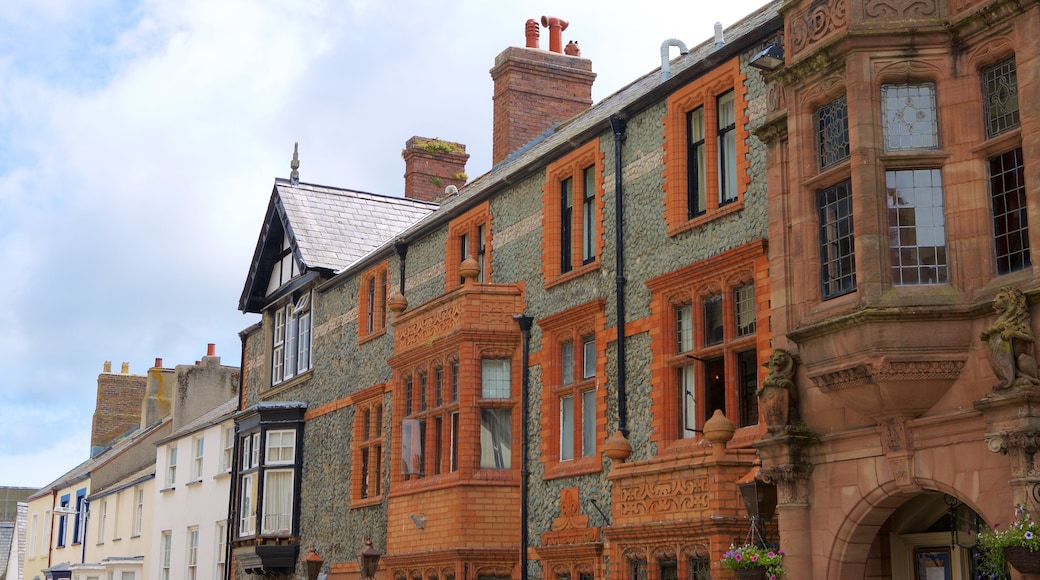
[239,179,438,313]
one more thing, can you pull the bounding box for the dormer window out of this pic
[271,293,311,385]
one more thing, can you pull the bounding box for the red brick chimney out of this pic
[402,137,469,202]
[490,16,596,166]
[90,361,146,456]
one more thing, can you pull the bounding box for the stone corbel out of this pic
[756,431,815,506]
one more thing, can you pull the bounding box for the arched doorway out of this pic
[851,492,983,580]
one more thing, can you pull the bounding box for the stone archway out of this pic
[824,487,986,580]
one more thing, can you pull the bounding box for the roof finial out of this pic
[290,142,300,186]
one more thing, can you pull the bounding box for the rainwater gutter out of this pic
[609,115,629,436]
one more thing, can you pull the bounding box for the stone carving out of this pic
[396,302,462,349]
[877,359,965,382]
[790,0,848,56]
[980,287,1040,390]
[758,349,799,434]
[617,477,709,515]
[987,431,1040,479]
[864,0,937,18]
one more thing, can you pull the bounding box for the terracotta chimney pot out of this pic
[540,16,569,53]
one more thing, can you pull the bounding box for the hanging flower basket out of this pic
[1005,545,1040,574]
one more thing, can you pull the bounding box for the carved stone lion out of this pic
[757,349,799,434]
[980,287,1040,389]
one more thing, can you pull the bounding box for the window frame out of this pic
[885,168,949,285]
[542,140,605,287]
[538,300,605,479]
[191,435,204,481]
[233,405,304,541]
[446,201,491,290]
[166,444,178,488]
[646,242,766,448]
[818,179,857,300]
[359,262,390,342]
[664,58,749,235]
[989,147,1031,275]
[269,292,313,386]
[352,385,386,504]
[982,56,1020,139]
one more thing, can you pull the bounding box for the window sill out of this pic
[160,486,176,493]
[802,161,850,191]
[972,127,1021,158]
[877,149,950,169]
[214,471,232,481]
[544,262,601,290]
[186,479,203,487]
[112,537,122,542]
[358,327,387,346]
[130,534,141,539]
[264,369,314,398]
[351,495,383,509]
[667,200,745,238]
[543,456,602,480]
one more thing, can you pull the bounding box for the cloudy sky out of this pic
[0,0,768,488]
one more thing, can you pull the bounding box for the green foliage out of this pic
[452,172,468,182]
[417,139,458,155]
[430,176,443,188]
[978,504,1040,578]
[720,544,786,579]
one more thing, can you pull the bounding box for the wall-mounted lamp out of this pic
[737,466,778,547]
[749,42,785,71]
[303,546,324,580]
[410,513,426,529]
[357,538,383,580]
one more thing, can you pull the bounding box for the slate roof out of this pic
[240,181,437,312]
[157,397,237,445]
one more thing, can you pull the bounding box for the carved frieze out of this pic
[864,0,938,18]
[877,360,966,382]
[395,301,462,350]
[616,476,710,516]
[789,0,848,57]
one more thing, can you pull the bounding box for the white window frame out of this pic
[160,531,172,580]
[191,436,204,481]
[265,430,296,465]
[133,488,144,537]
[220,425,234,473]
[239,474,255,537]
[166,444,178,487]
[261,469,295,535]
[271,294,312,386]
[186,526,199,580]
[97,501,107,544]
[215,521,227,580]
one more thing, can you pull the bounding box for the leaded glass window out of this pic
[886,169,948,285]
[983,57,1020,138]
[991,148,1031,274]
[881,83,939,151]
[819,180,856,299]
[816,95,850,170]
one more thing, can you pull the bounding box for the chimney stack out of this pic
[490,16,596,166]
[90,362,146,456]
[403,137,469,202]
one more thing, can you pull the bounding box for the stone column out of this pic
[756,432,814,580]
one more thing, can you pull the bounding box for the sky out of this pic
[0,0,769,488]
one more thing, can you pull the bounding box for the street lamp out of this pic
[737,466,777,547]
[303,546,324,580]
[357,538,382,580]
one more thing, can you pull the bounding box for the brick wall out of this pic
[90,365,146,453]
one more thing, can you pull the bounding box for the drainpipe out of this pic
[48,488,56,568]
[609,115,629,437]
[394,241,408,296]
[660,39,689,82]
[514,315,534,580]
[224,331,248,580]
